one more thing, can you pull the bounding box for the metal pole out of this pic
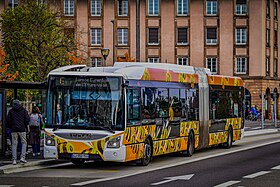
[274,94,277,128]
[136,0,140,62]
[111,20,115,64]
[261,93,264,129]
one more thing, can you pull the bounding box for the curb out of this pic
[244,128,280,137]
[0,159,61,175]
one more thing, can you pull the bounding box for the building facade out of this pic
[1,0,280,118]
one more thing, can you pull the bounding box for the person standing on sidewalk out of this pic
[6,99,30,165]
[28,106,42,156]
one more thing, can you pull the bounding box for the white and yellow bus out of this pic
[44,62,244,165]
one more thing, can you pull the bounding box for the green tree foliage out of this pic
[0,1,75,82]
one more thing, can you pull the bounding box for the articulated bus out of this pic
[44,62,244,165]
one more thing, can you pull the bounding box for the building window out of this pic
[91,57,102,67]
[64,0,74,16]
[177,57,188,66]
[148,57,160,63]
[90,28,102,45]
[206,28,217,45]
[177,0,188,16]
[91,0,102,16]
[148,28,159,45]
[148,0,159,16]
[177,28,188,45]
[206,0,217,16]
[274,2,278,20]
[266,28,270,47]
[235,57,247,74]
[267,0,270,18]
[236,28,247,45]
[206,57,218,74]
[118,28,128,45]
[236,0,247,15]
[118,0,128,16]
[274,58,278,77]
[266,57,270,76]
[8,0,19,8]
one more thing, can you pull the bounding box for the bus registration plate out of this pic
[71,154,89,159]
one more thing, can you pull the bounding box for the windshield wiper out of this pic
[94,125,115,134]
[53,121,75,131]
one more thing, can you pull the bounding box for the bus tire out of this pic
[71,159,85,165]
[225,127,233,149]
[136,138,152,166]
[186,132,195,157]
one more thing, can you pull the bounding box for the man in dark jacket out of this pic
[6,99,30,165]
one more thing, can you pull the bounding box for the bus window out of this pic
[210,90,241,119]
[127,88,141,125]
[180,89,187,119]
[141,87,156,120]
[169,89,181,120]
[186,88,199,121]
[156,88,169,118]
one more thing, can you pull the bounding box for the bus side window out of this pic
[186,88,199,121]
[169,89,181,120]
[127,88,141,125]
[180,89,187,120]
[141,87,156,120]
[156,88,169,118]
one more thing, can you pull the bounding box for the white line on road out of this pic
[272,165,280,170]
[0,185,15,187]
[243,171,271,179]
[151,174,194,186]
[151,178,178,186]
[71,139,280,186]
[214,181,240,187]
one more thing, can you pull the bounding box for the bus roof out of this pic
[208,75,244,87]
[48,62,243,86]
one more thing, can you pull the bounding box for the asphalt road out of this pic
[0,132,280,187]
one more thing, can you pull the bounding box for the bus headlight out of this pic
[45,134,55,146]
[107,136,121,148]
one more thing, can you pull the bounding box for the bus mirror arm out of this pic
[122,81,129,88]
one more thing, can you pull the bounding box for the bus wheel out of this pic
[225,127,233,149]
[71,159,85,165]
[186,132,195,157]
[136,138,152,166]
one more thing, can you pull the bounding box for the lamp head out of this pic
[101,48,110,59]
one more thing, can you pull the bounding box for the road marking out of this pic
[150,174,194,186]
[272,165,280,170]
[0,185,15,187]
[243,171,270,179]
[71,139,280,186]
[214,181,240,187]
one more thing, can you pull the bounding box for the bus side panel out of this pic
[232,117,243,141]
[125,143,145,162]
[123,121,200,161]
[153,137,188,156]
[208,117,243,146]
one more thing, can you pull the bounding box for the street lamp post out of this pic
[101,48,110,67]
[111,20,115,63]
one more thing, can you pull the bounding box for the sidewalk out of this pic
[0,120,279,175]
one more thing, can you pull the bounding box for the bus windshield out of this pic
[46,75,125,131]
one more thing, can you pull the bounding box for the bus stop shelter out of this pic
[0,81,47,154]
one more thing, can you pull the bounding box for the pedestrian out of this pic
[28,106,43,156]
[6,99,30,165]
